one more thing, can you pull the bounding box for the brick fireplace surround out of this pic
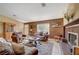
[65,18,79,55]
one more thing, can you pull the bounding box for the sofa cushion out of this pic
[0,38,14,54]
[12,42,25,55]
[0,45,5,52]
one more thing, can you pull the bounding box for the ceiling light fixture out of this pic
[41,3,46,7]
[13,14,16,16]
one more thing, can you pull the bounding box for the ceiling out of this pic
[0,3,68,23]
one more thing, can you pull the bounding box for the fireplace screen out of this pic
[68,33,78,46]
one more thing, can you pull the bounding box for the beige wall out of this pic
[14,22,24,33]
[0,23,3,37]
[24,24,29,35]
[64,3,79,25]
[64,4,79,54]
[73,4,79,20]
[0,15,24,33]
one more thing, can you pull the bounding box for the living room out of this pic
[0,3,79,55]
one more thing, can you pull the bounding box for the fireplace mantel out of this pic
[65,18,79,27]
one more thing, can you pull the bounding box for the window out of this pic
[37,23,49,34]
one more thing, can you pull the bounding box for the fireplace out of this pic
[68,32,78,46]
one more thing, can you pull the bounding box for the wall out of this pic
[49,19,64,38]
[65,20,79,55]
[27,22,37,36]
[25,18,64,38]
[0,23,3,37]
[64,4,79,25]
[0,15,24,41]
[0,15,24,33]
[64,4,79,55]
[65,26,79,45]
[24,24,29,35]
[65,3,79,43]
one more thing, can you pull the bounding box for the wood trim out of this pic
[63,26,65,38]
[64,18,79,27]
[66,24,79,28]
[24,18,63,24]
[3,22,6,38]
